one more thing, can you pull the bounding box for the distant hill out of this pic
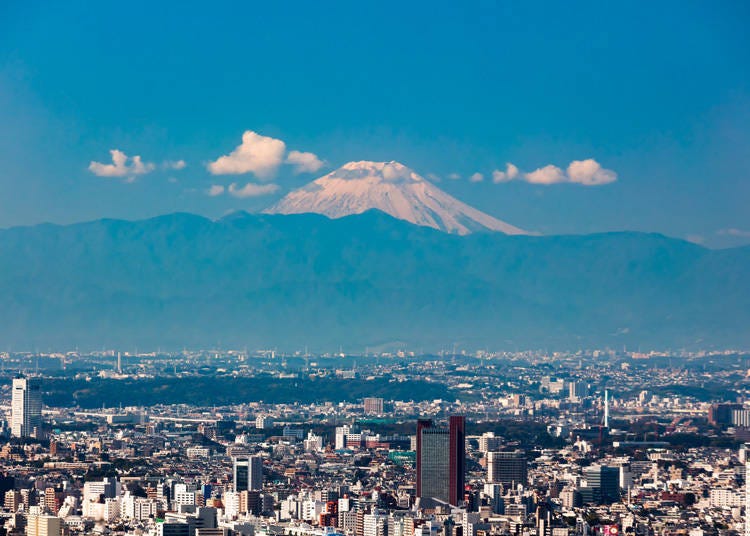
[0,210,747,351]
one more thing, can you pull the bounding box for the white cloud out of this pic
[469,172,484,183]
[506,163,519,180]
[89,149,155,178]
[524,164,567,185]
[227,182,280,198]
[718,228,750,238]
[686,234,706,245]
[164,159,187,170]
[286,150,324,174]
[207,184,225,196]
[448,173,461,180]
[492,163,519,183]
[381,162,414,182]
[488,159,616,186]
[567,159,617,185]
[207,131,286,178]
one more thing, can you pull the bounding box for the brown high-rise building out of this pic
[363,398,384,415]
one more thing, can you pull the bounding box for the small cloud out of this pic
[207,131,286,179]
[507,163,519,180]
[469,172,484,183]
[686,234,706,245]
[167,177,179,184]
[89,149,155,178]
[492,163,519,183]
[207,184,225,197]
[286,150,324,174]
[227,182,280,198]
[567,159,617,186]
[380,162,415,182]
[717,228,750,238]
[426,173,441,183]
[491,159,616,186]
[448,173,461,180]
[164,159,187,170]
[524,164,567,185]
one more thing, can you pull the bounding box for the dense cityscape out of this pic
[3,2,748,536]
[0,349,749,536]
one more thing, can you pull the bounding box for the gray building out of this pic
[487,451,527,487]
[582,465,620,504]
[233,456,263,492]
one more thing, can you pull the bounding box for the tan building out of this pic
[27,514,62,536]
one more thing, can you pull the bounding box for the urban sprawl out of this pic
[0,349,748,536]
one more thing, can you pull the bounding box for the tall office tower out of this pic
[416,416,466,505]
[11,377,43,438]
[26,514,62,536]
[583,465,620,505]
[233,456,263,492]
[487,451,528,487]
[363,398,384,415]
[746,458,750,536]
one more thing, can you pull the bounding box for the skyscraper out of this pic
[416,416,465,505]
[448,416,466,505]
[234,456,263,492]
[11,377,42,438]
[487,451,528,487]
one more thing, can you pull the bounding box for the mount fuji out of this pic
[265,161,527,235]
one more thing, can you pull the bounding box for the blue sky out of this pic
[1,1,749,246]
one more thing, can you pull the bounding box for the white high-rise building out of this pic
[12,377,43,438]
[363,511,388,536]
[335,425,351,450]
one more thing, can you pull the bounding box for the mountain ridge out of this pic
[0,210,747,351]
[4,208,735,252]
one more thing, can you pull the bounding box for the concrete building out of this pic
[416,416,465,505]
[27,514,62,536]
[234,456,263,492]
[363,398,384,415]
[11,377,43,438]
[487,451,527,487]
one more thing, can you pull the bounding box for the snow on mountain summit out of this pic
[264,160,527,235]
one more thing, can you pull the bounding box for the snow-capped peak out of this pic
[264,160,528,235]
